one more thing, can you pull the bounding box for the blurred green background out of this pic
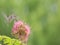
[0,0,60,45]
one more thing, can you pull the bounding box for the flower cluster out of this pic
[12,21,30,44]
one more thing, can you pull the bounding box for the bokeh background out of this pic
[0,0,60,45]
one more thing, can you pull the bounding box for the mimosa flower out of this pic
[12,21,30,43]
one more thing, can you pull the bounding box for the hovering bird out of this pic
[3,13,17,23]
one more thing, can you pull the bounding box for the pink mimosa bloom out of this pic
[12,20,30,43]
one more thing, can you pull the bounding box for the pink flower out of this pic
[12,20,30,43]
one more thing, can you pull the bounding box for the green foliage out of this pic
[0,35,21,45]
[0,0,60,45]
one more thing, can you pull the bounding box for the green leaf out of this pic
[0,36,2,41]
[0,35,22,45]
